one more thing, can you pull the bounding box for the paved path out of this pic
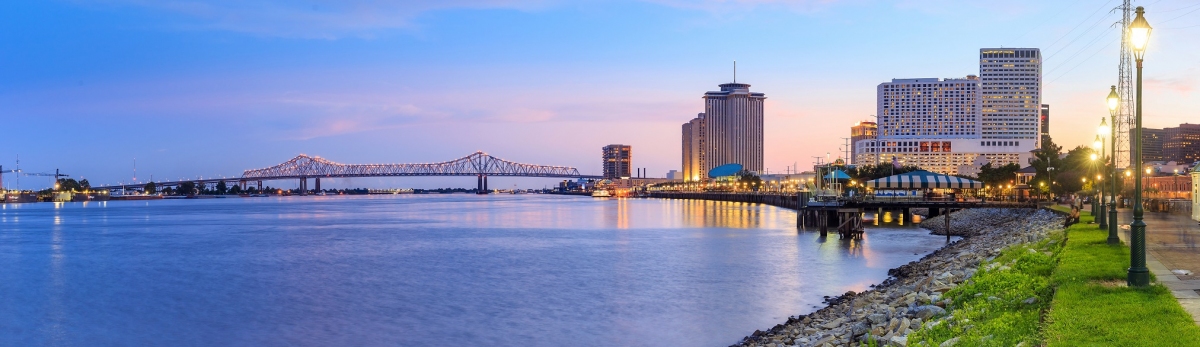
[1106,206,1200,324]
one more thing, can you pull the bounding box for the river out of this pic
[0,194,948,346]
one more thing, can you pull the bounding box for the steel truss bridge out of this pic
[95,152,600,192]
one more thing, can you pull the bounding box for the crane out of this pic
[24,169,70,189]
[0,165,20,191]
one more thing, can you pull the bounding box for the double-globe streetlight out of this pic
[1128,6,1152,287]
[1105,86,1120,245]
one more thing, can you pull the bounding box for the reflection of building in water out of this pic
[677,200,763,229]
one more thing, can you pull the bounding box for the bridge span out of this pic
[96,151,601,193]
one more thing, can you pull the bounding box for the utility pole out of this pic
[1115,0,1134,168]
[841,137,852,163]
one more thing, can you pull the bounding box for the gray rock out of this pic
[1022,297,1038,305]
[850,322,870,337]
[868,313,888,325]
[939,337,960,347]
[890,335,909,347]
[821,318,844,330]
[911,305,946,319]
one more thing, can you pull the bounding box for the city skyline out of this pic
[4,0,1200,189]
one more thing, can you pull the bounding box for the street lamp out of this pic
[1127,6,1152,287]
[1105,86,1120,244]
[1094,132,1107,229]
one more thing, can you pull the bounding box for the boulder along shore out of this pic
[732,208,1063,347]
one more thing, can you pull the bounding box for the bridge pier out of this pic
[315,178,321,192]
[476,174,490,194]
[299,177,307,195]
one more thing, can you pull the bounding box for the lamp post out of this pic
[1106,86,1120,244]
[1099,118,1108,229]
[1094,133,1107,228]
[1128,6,1152,287]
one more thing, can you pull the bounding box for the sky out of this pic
[2,0,1198,190]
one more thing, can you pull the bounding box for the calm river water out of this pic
[0,194,949,346]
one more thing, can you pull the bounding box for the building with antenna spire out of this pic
[681,67,766,181]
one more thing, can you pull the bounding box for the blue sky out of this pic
[3,0,1198,189]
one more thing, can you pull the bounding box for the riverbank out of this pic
[732,208,1063,346]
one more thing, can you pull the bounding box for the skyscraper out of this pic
[1140,128,1165,162]
[602,144,631,179]
[681,114,704,181]
[980,48,1042,149]
[1040,104,1050,147]
[702,82,765,172]
[681,82,766,180]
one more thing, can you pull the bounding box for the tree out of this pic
[178,181,196,196]
[976,163,1021,187]
[848,162,922,182]
[144,182,157,194]
[228,184,242,195]
[56,178,82,192]
[216,181,228,195]
[1030,136,1063,193]
[79,179,91,191]
[737,171,763,190]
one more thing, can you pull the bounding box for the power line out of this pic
[1156,2,1200,13]
[1046,10,1116,60]
[1046,26,1116,75]
[1158,5,1200,24]
[1012,0,1090,43]
[1043,0,1117,51]
[1048,39,1117,85]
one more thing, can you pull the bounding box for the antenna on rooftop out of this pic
[733,60,737,83]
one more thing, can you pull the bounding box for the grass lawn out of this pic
[903,207,1200,347]
[1042,207,1200,346]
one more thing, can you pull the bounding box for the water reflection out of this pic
[0,195,949,347]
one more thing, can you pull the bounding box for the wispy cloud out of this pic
[1145,76,1196,94]
[76,0,558,38]
[646,0,845,13]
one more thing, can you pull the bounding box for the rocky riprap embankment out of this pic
[732,209,1063,347]
[919,208,1040,237]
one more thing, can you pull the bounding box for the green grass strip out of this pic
[1043,208,1200,346]
[905,225,1063,346]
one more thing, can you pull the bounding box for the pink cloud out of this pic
[1145,77,1196,94]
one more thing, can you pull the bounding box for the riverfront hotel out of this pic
[681,82,765,181]
[854,48,1041,175]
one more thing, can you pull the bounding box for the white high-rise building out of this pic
[854,48,1041,175]
[980,48,1042,150]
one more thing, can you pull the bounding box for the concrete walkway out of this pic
[1107,207,1200,324]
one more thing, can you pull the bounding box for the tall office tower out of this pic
[602,144,632,179]
[702,82,766,172]
[979,48,1041,152]
[1040,104,1050,147]
[1164,124,1200,164]
[681,114,705,181]
[1140,128,1165,162]
[850,121,878,164]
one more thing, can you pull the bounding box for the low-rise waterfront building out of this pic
[1192,163,1199,221]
